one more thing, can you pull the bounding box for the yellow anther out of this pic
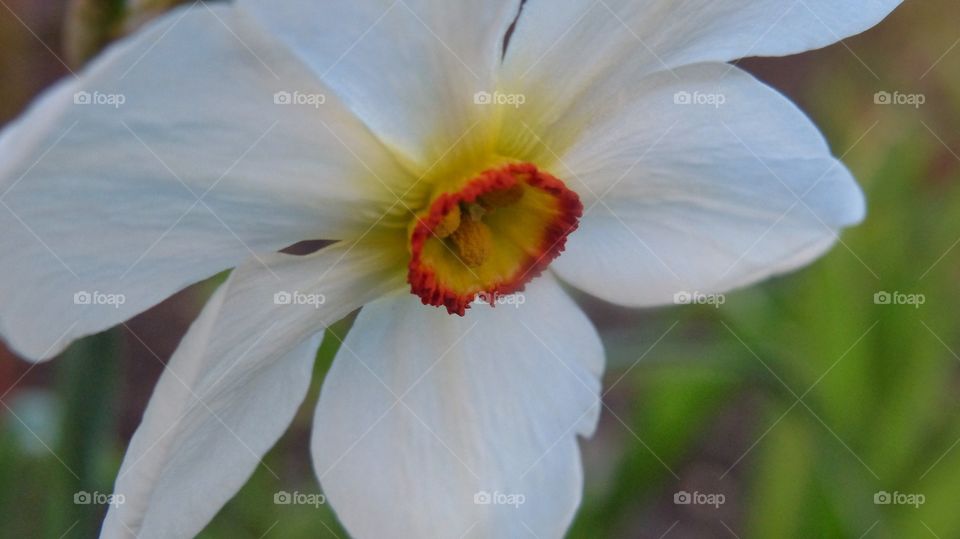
[433,204,461,239]
[450,217,492,268]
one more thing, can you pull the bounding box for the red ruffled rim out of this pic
[407,162,583,315]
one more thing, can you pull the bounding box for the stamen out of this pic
[449,216,492,268]
[433,204,461,239]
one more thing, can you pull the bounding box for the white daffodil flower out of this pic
[0,0,901,537]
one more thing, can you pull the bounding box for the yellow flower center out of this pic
[407,162,582,315]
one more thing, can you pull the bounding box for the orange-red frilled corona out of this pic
[408,163,582,315]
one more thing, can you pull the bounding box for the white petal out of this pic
[237,0,522,169]
[0,3,407,360]
[312,275,603,539]
[544,63,864,307]
[101,238,406,539]
[502,0,900,118]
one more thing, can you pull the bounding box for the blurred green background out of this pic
[1,0,959,537]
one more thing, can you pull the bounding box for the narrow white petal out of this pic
[312,275,603,539]
[101,239,406,538]
[543,63,863,307]
[237,0,522,169]
[0,3,409,361]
